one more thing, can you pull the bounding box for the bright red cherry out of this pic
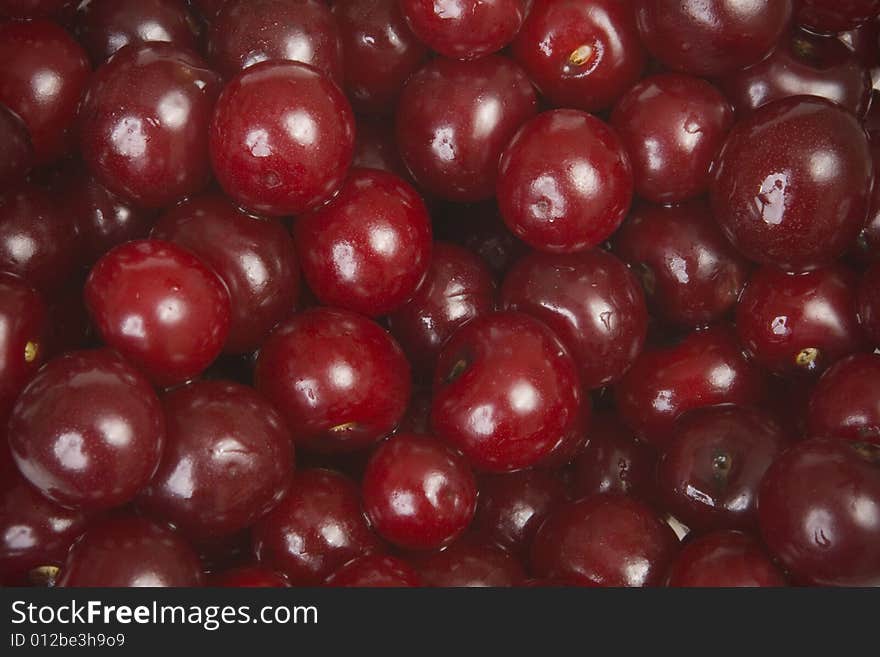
[255,308,411,454]
[252,469,381,585]
[666,531,788,587]
[325,554,421,587]
[510,0,645,112]
[501,249,647,390]
[153,194,300,354]
[497,110,633,253]
[8,349,165,511]
[531,494,680,587]
[293,168,432,317]
[209,60,355,217]
[758,438,880,586]
[634,0,792,77]
[710,96,873,272]
[614,326,766,448]
[736,265,867,377]
[796,0,880,33]
[807,354,880,444]
[0,104,33,184]
[416,538,525,587]
[59,515,203,587]
[858,261,880,346]
[431,312,585,472]
[210,564,290,587]
[396,55,537,202]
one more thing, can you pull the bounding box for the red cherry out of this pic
[0,103,33,184]
[210,564,290,588]
[807,354,880,444]
[325,555,421,587]
[796,0,880,33]
[858,261,880,346]
[0,0,73,19]
[666,531,788,587]
[415,538,525,587]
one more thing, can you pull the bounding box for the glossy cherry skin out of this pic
[352,117,412,181]
[59,515,203,587]
[138,380,293,539]
[614,326,766,448]
[657,406,790,533]
[497,110,633,254]
[153,194,300,354]
[85,239,231,387]
[208,0,342,81]
[255,308,411,454]
[0,20,89,165]
[0,183,79,297]
[473,469,569,559]
[293,168,432,317]
[416,539,525,587]
[571,413,657,502]
[719,29,872,119]
[859,261,880,346]
[326,554,421,587]
[711,96,873,272]
[634,0,792,77]
[431,312,585,472]
[388,242,497,377]
[531,495,679,587]
[0,274,48,423]
[796,0,880,33]
[210,564,290,587]
[502,249,647,390]
[209,61,355,217]
[8,349,164,511]
[613,201,752,329]
[758,438,880,586]
[0,104,33,184]
[736,265,867,377]
[807,354,880,444]
[331,0,428,115]
[75,0,200,65]
[0,0,73,18]
[666,531,788,587]
[611,74,734,204]
[252,469,381,585]
[362,433,476,551]
[510,0,644,113]
[396,56,537,202]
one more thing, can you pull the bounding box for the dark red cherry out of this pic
[797,0,880,33]
[0,104,33,183]
[0,274,48,423]
[437,202,529,279]
[719,29,872,118]
[388,242,497,377]
[255,308,411,454]
[0,183,80,297]
[75,0,200,65]
[501,249,647,390]
[59,515,203,587]
[208,0,342,81]
[758,438,880,586]
[807,354,880,444]
[431,312,585,472]
[293,168,432,317]
[352,117,412,181]
[79,43,220,210]
[85,240,231,387]
[396,56,537,203]
[152,194,300,354]
[0,469,91,584]
[858,261,880,346]
[710,96,873,272]
[209,60,355,217]
[613,200,752,329]
[362,433,477,551]
[736,264,867,377]
[0,0,73,19]
[138,380,293,540]
[634,0,792,77]
[860,141,880,262]
[497,109,633,253]
[614,325,766,448]
[657,406,790,533]
[666,531,788,587]
[325,554,421,587]
[840,17,880,68]
[252,469,381,585]
[210,564,290,587]
[399,0,527,61]
[473,469,569,559]
[331,0,428,115]
[416,538,525,587]
[510,0,645,112]
[571,413,657,502]
[531,494,679,587]
[611,74,734,204]
[0,20,89,165]
[8,349,164,511]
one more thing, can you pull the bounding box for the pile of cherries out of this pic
[2,0,880,589]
